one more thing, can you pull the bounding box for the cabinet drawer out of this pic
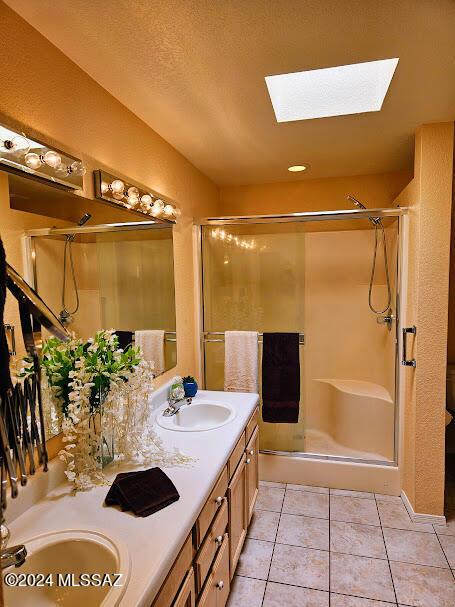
[246,408,259,443]
[153,534,193,607]
[173,568,195,607]
[195,500,228,593]
[197,535,230,607]
[195,467,228,547]
[228,432,246,480]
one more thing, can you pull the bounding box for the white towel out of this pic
[224,331,258,393]
[135,330,165,376]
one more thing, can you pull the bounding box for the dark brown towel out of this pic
[105,471,137,510]
[105,468,180,517]
[262,332,300,423]
[114,331,133,351]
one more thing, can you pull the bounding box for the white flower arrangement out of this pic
[23,330,193,491]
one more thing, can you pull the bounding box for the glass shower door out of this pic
[201,216,399,464]
[202,223,306,452]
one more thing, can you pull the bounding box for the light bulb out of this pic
[110,179,125,194]
[24,152,42,170]
[2,135,30,155]
[141,194,153,205]
[127,186,139,198]
[43,150,62,168]
[70,161,86,176]
[55,163,69,176]
[163,204,174,217]
[101,181,109,194]
[152,199,164,216]
[113,192,124,201]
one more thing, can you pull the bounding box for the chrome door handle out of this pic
[402,326,416,367]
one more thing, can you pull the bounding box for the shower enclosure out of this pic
[198,207,404,466]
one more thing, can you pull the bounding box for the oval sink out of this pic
[157,401,236,432]
[4,530,129,606]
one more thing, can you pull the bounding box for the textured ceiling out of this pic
[5,0,455,185]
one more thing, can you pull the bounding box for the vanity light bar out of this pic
[94,170,180,223]
[0,123,85,190]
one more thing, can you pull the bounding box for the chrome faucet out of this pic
[163,396,192,417]
[1,544,27,569]
[1,524,27,569]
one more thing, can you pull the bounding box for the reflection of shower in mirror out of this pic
[59,213,92,326]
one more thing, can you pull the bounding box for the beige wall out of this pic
[0,4,219,395]
[396,122,454,515]
[219,171,412,216]
[447,169,455,363]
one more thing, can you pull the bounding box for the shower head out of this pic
[78,213,92,226]
[347,194,367,210]
[346,194,381,226]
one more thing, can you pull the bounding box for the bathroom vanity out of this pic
[4,389,259,607]
[152,402,259,607]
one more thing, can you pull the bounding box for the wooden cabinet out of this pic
[174,569,196,607]
[245,427,259,524]
[152,535,193,607]
[195,467,228,548]
[227,454,247,578]
[197,535,230,607]
[152,406,259,607]
[195,500,228,593]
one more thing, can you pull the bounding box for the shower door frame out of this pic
[195,207,408,467]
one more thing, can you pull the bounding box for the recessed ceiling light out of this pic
[288,165,307,172]
[265,58,399,123]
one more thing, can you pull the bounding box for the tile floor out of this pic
[227,481,455,607]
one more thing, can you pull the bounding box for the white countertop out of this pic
[7,389,259,607]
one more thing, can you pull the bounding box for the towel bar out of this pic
[203,331,305,345]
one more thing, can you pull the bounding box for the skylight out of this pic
[265,58,399,122]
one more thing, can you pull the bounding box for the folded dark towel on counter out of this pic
[262,332,300,424]
[105,468,180,517]
[114,331,133,351]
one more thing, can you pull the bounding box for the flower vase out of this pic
[90,393,115,469]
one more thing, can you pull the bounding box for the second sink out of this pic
[157,401,236,432]
[4,530,129,606]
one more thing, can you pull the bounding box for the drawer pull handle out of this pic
[215,496,223,506]
[216,580,224,590]
[249,450,254,456]
[246,458,251,464]
[215,535,223,546]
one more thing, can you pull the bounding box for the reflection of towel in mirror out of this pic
[135,330,165,376]
[224,331,258,393]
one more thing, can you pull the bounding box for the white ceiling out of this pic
[6,0,455,185]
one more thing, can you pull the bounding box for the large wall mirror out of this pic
[2,170,177,441]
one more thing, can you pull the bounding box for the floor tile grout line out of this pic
[236,573,399,605]
[260,488,284,607]
[246,536,455,571]
[433,526,455,578]
[375,495,399,606]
